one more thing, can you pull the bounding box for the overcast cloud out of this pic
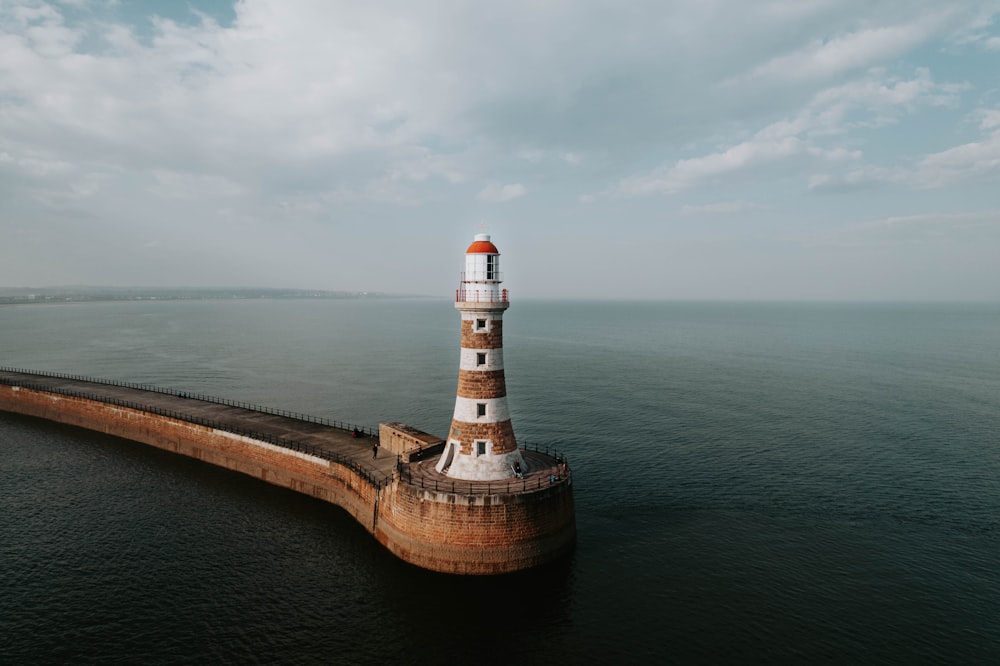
[2,0,999,300]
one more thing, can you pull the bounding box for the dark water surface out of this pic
[2,299,999,663]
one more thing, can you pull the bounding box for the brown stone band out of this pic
[456,369,507,399]
[460,320,504,349]
[448,419,518,455]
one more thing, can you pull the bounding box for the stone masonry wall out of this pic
[375,477,577,574]
[456,369,507,398]
[460,320,503,349]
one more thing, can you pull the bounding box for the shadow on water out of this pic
[370,550,578,664]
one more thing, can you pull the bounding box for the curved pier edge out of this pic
[376,472,577,575]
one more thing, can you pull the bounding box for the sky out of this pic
[1,0,999,301]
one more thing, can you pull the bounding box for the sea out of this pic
[1,298,998,664]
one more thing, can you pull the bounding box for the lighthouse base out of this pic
[435,443,525,480]
[380,451,576,574]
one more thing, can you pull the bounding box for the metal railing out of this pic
[401,439,567,467]
[394,440,571,496]
[0,366,378,437]
[455,288,509,303]
[0,368,390,489]
[398,458,571,496]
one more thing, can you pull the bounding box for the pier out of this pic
[0,367,576,574]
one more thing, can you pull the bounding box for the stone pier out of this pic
[0,369,576,575]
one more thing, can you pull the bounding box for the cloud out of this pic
[148,170,245,200]
[808,68,967,135]
[617,132,802,196]
[476,183,526,203]
[912,128,1000,188]
[804,211,1000,247]
[742,19,938,84]
[388,149,471,184]
[807,160,912,191]
[808,105,1000,191]
[615,115,855,196]
[679,201,760,216]
[617,67,968,198]
[0,1,988,203]
[1,0,999,297]
[976,109,1000,130]
[322,178,425,207]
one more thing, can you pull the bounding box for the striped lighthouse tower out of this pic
[437,233,526,481]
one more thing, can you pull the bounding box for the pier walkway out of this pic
[0,368,398,485]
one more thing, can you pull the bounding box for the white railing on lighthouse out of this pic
[455,288,509,303]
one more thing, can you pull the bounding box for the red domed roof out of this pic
[466,240,499,254]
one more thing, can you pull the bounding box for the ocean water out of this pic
[1,298,999,663]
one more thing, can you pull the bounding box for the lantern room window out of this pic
[486,255,497,280]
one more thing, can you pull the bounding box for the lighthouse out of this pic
[436,233,526,480]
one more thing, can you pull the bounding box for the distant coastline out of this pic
[0,287,421,305]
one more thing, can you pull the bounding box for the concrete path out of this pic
[0,369,400,480]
